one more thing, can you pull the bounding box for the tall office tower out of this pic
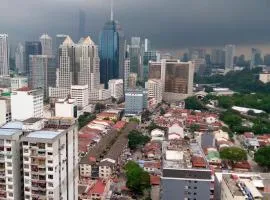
[144,38,151,52]
[71,85,89,109]
[47,57,57,88]
[125,88,148,115]
[0,34,9,76]
[124,58,130,91]
[188,48,206,60]
[29,55,48,98]
[57,36,75,88]
[99,0,124,88]
[225,44,235,69]
[146,79,163,103]
[76,36,100,93]
[161,59,194,102]
[15,42,25,74]
[40,33,53,57]
[21,118,78,200]
[148,61,162,79]
[143,51,159,65]
[55,34,68,58]
[161,140,213,200]
[25,41,42,75]
[0,128,23,200]
[250,48,262,69]
[211,48,225,66]
[130,37,143,80]
[78,9,86,39]
[128,73,137,89]
[108,79,123,99]
[11,88,43,120]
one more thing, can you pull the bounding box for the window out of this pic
[9,193,13,197]
[8,185,13,189]
[47,143,52,147]
[8,178,12,182]
[47,152,53,156]
[6,147,11,151]
[48,182,53,187]
[7,170,12,174]
[24,172,29,177]
[48,167,53,171]
[6,140,11,144]
[48,175,53,179]
[23,141,28,145]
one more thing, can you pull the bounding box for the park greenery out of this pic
[254,146,270,169]
[128,130,150,150]
[78,112,96,129]
[185,96,205,110]
[124,161,151,194]
[220,147,247,163]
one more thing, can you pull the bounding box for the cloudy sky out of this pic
[1,0,270,54]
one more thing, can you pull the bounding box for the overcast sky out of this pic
[1,0,270,53]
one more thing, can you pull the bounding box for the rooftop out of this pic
[23,118,43,124]
[1,121,23,129]
[0,128,21,136]
[26,130,61,139]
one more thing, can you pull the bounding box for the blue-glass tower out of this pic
[99,0,124,88]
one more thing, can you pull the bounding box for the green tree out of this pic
[129,117,140,124]
[125,161,150,194]
[254,146,270,169]
[220,147,247,163]
[160,107,165,115]
[147,122,166,132]
[190,124,200,133]
[185,96,204,110]
[220,111,242,128]
[128,130,150,150]
[78,112,96,129]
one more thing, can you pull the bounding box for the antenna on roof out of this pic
[110,0,114,21]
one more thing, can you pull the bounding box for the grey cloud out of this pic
[1,0,270,50]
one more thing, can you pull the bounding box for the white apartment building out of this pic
[49,87,70,99]
[11,88,43,121]
[108,79,123,99]
[0,97,11,126]
[10,76,28,91]
[21,118,78,200]
[0,34,9,76]
[259,73,270,84]
[71,85,89,109]
[146,79,163,103]
[89,88,111,101]
[55,98,77,118]
[0,128,23,200]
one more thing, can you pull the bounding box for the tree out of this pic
[147,122,166,133]
[185,96,204,110]
[128,130,150,150]
[129,117,140,124]
[190,124,200,133]
[142,110,151,122]
[220,111,242,128]
[160,108,165,115]
[220,147,247,163]
[95,103,105,112]
[254,146,270,169]
[78,112,96,129]
[125,161,150,194]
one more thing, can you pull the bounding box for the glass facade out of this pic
[25,41,42,75]
[99,20,124,88]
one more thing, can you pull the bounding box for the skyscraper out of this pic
[76,36,100,94]
[130,37,143,79]
[250,48,262,69]
[57,36,75,88]
[225,44,235,69]
[99,0,124,88]
[25,41,42,75]
[40,33,53,57]
[55,34,68,67]
[15,42,25,74]
[78,9,86,40]
[29,55,48,97]
[211,48,225,66]
[0,34,9,76]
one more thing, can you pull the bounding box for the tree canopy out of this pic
[78,112,96,129]
[185,96,204,110]
[254,146,270,169]
[220,147,247,162]
[125,161,150,194]
[128,130,150,150]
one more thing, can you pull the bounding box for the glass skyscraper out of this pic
[99,18,124,88]
[25,41,42,75]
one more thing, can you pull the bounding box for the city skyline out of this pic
[1,0,270,52]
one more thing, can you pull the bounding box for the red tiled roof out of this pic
[191,156,206,168]
[113,121,126,130]
[144,162,161,169]
[244,132,254,139]
[16,87,31,91]
[233,161,251,170]
[88,180,106,195]
[150,175,160,185]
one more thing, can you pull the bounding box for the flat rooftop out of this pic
[23,118,43,124]
[1,121,23,129]
[163,139,209,170]
[26,130,61,139]
[0,128,20,136]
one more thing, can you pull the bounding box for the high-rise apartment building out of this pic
[130,37,143,80]
[11,87,43,120]
[211,48,225,66]
[146,79,162,103]
[0,96,11,125]
[70,85,89,109]
[0,34,9,76]
[29,55,48,97]
[148,61,162,79]
[21,118,78,200]
[124,58,130,91]
[108,79,123,99]
[161,140,214,200]
[76,36,100,94]
[25,41,42,75]
[161,59,194,102]
[40,33,53,57]
[0,128,23,200]
[99,4,124,88]
[225,44,235,69]
[15,42,25,74]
